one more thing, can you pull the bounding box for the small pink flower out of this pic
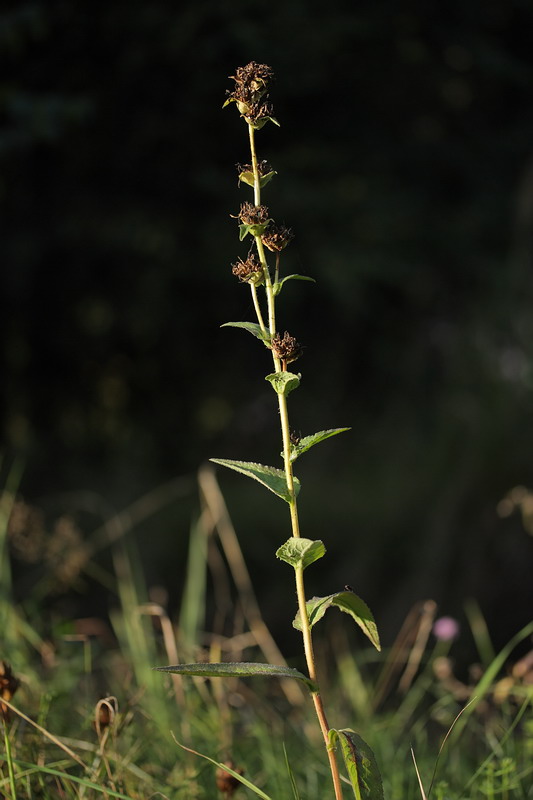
[433,616,460,642]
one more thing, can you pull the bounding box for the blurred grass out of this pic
[0,471,532,799]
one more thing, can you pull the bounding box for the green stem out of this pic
[247,120,344,800]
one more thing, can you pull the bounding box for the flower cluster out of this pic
[261,223,294,252]
[225,61,277,128]
[271,331,303,366]
[231,251,264,285]
[237,202,270,226]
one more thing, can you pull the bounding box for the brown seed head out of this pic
[232,252,264,285]
[0,661,20,722]
[261,224,294,252]
[271,331,303,365]
[237,202,270,226]
[227,62,276,125]
[236,160,272,177]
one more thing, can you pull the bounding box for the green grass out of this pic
[1,477,532,799]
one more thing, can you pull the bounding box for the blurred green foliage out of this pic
[2,0,533,655]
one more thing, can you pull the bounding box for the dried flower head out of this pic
[237,202,270,226]
[225,62,278,128]
[271,331,303,366]
[215,760,245,797]
[232,251,264,285]
[0,660,20,722]
[236,160,272,177]
[261,223,294,252]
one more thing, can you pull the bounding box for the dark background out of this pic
[2,1,533,661]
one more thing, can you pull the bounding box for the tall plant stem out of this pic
[247,121,344,800]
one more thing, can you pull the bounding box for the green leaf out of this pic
[221,321,271,344]
[154,661,317,692]
[238,221,271,241]
[293,591,380,651]
[273,274,316,297]
[276,538,326,570]
[210,458,300,503]
[238,170,277,188]
[328,729,384,800]
[289,428,351,462]
[265,371,300,396]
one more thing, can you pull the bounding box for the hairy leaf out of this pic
[273,273,316,296]
[210,458,300,503]
[276,538,326,570]
[293,591,380,651]
[265,371,300,396]
[328,729,384,800]
[154,661,317,691]
[289,428,351,462]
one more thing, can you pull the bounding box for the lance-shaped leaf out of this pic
[154,661,317,692]
[276,538,326,570]
[328,729,384,800]
[293,591,380,651]
[238,170,277,189]
[265,371,300,396]
[210,459,300,503]
[221,321,271,345]
[289,428,351,462]
[239,221,271,241]
[273,274,316,297]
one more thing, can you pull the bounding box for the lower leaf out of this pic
[329,729,384,800]
[154,661,318,692]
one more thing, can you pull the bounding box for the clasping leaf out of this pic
[210,458,300,503]
[288,428,350,462]
[276,538,326,570]
[265,371,300,396]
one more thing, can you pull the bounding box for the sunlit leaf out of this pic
[265,371,300,396]
[210,458,300,503]
[238,221,271,241]
[289,428,350,462]
[238,170,277,188]
[293,591,380,651]
[221,321,271,344]
[276,538,326,570]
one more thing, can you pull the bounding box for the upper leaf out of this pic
[273,274,316,297]
[239,221,271,241]
[293,591,380,651]
[238,170,277,189]
[210,458,300,503]
[154,661,317,692]
[265,371,301,396]
[221,321,271,344]
[276,538,326,570]
[289,428,351,462]
[328,729,384,800]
